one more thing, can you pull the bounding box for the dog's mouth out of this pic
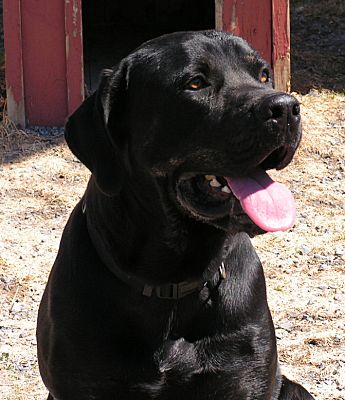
[175,145,296,233]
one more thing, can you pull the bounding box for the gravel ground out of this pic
[0,90,344,400]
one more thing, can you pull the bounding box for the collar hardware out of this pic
[142,263,227,301]
[143,280,206,300]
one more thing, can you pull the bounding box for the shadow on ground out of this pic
[291,0,345,93]
[0,123,64,165]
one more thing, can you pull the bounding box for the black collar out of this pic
[101,258,227,300]
[141,263,227,300]
[82,199,227,300]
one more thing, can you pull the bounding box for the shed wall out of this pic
[21,1,67,126]
[4,0,290,127]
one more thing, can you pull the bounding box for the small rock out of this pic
[300,244,311,255]
[14,361,32,372]
[278,322,293,332]
[10,302,23,314]
[318,264,328,271]
[308,89,320,97]
[302,314,314,322]
[334,171,342,180]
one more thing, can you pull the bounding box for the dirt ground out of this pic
[0,1,345,399]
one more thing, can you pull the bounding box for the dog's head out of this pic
[65,31,301,236]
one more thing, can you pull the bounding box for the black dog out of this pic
[37,31,314,399]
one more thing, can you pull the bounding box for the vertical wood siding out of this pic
[65,0,84,116]
[272,0,290,91]
[21,0,68,126]
[217,0,290,91]
[3,0,25,127]
[4,0,289,126]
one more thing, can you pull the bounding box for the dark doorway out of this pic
[82,0,215,92]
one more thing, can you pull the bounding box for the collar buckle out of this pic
[146,281,205,300]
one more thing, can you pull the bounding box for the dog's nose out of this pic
[259,93,301,126]
[268,94,300,120]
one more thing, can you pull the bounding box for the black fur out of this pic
[37,31,314,399]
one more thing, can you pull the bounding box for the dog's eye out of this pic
[186,77,208,91]
[259,69,270,83]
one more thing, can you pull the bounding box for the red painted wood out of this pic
[3,0,25,127]
[272,0,290,90]
[272,0,290,63]
[65,0,84,116]
[3,0,289,126]
[221,0,272,64]
[21,0,68,126]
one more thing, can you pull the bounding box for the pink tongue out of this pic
[225,168,296,232]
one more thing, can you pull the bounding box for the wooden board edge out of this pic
[3,0,26,127]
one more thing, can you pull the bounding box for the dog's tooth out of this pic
[210,178,222,188]
[221,186,231,193]
[205,175,215,181]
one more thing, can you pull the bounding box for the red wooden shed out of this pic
[3,0,290,128]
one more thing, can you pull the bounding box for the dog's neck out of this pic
[83,177,228,285]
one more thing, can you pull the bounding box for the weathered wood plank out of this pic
[272,0,291,91]
[219,0,272,64]
[65,0,84,116]
[3,0,25,127]
[216,0,290,91]
[21,0,68,126]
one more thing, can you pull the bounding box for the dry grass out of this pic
[0,117,58,163]
[252,90,345,399]
[297,91,345,158]
[0,137,90,400]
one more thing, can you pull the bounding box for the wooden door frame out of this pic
[64,0,84,117]
[3,0,26,127]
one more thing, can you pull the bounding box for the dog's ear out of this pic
[65,61,129,196]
